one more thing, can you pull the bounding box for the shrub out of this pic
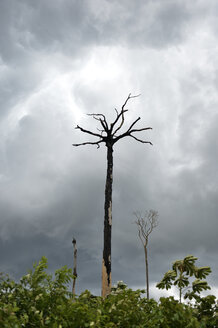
[0,257,217,327]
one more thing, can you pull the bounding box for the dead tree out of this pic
[73,94,152,297]
[134,210,158,299]
[72,238,77,297]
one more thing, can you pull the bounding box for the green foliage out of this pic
[0,257,75,327]
[156,270,177,290]
[0,257,217,327]
[158,297,200,328]
[156,255,212,302]
[193,295,218,327]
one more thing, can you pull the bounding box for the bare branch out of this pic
[112,114,125,135]
[130,127,152,133]
[111,106,152,145]
[123,118,152,140]
[135,219,148,247]
[134,210,158,246]
[138,229,144,246]
[126,117,141,133]
[138,220,148,241]
[75,125,102,138]
[111,93,139,134]
[97,128,105,133]
[74,94,152,148]
[147,210,159,236]
[122,93,132,109]
[113,131,152,145]
[129,134,153,146]
[121,93,140,110]
[129,93,141,99]
[87,113,108,131]
[87,113,107,121]
[110,109,128,133]
[73,140,104,148]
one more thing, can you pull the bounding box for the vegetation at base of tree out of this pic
[0,257,217,328]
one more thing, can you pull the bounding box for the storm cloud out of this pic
[0,0,218,298]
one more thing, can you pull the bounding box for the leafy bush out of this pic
[192,295,218,328]
[0,257,217,327]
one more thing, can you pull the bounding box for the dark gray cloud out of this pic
[0,0,193,61]
[0,0,218,299]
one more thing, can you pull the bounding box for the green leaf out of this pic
[195,266,211,279]
[174,276,189,288]
[192,279,211,293]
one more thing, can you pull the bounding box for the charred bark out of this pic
[102,143,113,297]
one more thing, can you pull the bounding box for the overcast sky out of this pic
[0,0,218,299]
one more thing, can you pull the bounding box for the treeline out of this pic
[0,257,217,327]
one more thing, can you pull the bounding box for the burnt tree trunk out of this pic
[102,143,113,297]
[73,94,152,297]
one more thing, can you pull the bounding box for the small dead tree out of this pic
[73,94,152,297]
[72,238,77,297]
[134,210,158,299]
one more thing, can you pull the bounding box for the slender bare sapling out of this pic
[134,210,158,299]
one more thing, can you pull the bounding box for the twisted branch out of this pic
[110,93,139,134]
[73,94,152,148]
[87,113,108,131]
[73,140,104,148]
[129,134,153,145]
[75,125,102,138]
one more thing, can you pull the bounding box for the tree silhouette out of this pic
[73,94,152,297]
